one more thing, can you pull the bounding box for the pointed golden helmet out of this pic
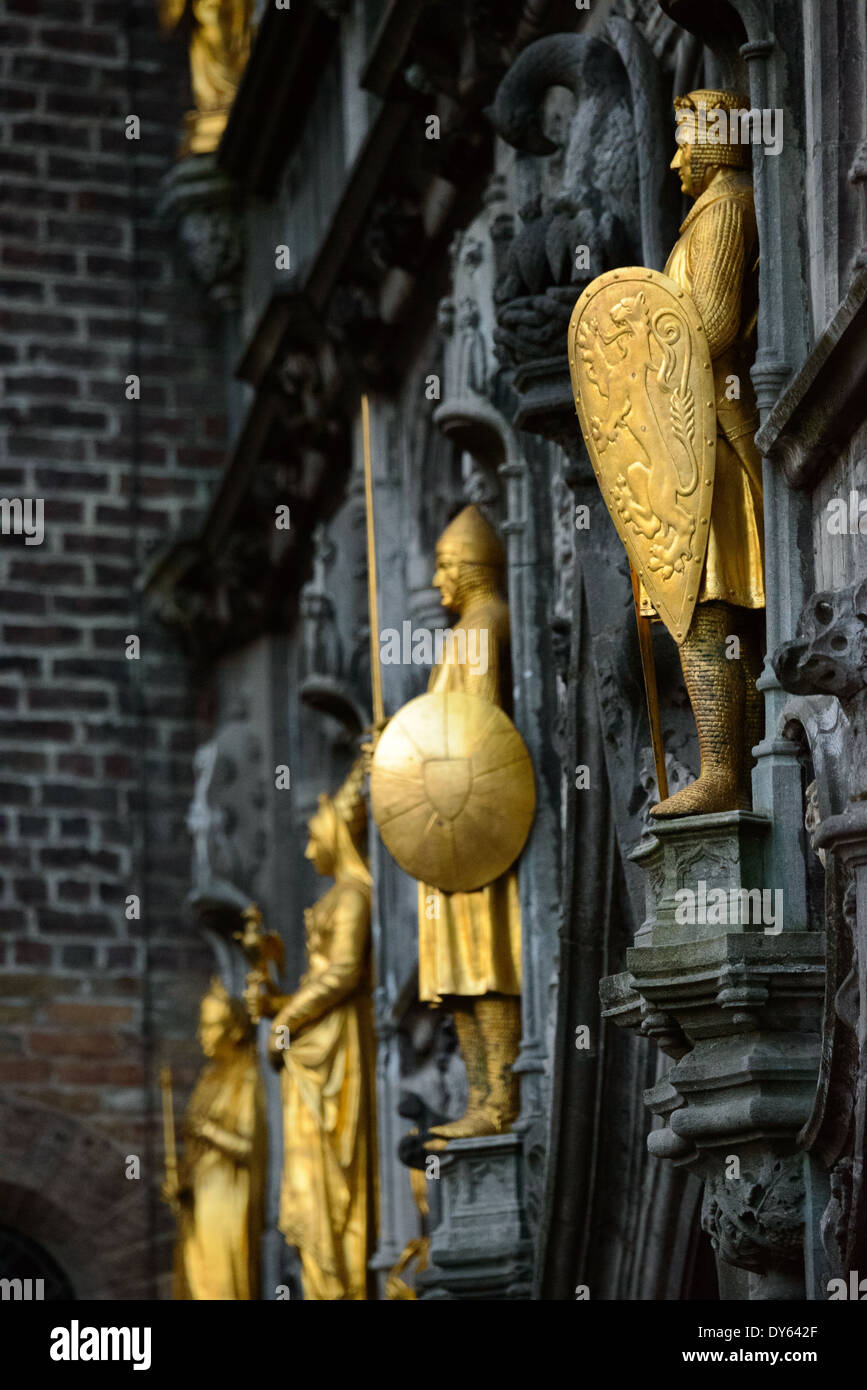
[436,505,504,569]
[674,89,752,177]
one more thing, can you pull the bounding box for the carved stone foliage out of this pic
[702,1155,805,1276]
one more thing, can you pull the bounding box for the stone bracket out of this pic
[418,1133,532,1300]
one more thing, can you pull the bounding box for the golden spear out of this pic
[159,1065,178,1194]
[362,394,385,727]
[630,564,668,803]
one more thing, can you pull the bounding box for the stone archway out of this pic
[0,1096,166,1300]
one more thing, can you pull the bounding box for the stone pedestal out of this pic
[629,810,772,945]
[418,1134,532,1300]
[601,812,824,1298]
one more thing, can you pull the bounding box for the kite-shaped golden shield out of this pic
[568,266,717,644]
[370,691,535,894]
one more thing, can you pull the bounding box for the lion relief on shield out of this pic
[577,291,701,582]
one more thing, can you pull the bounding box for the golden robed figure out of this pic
[248,762,379,1300]
[371,506,532,1141]
[162,979,265,1300]
[569,89,765,817]
[158,0,254,155]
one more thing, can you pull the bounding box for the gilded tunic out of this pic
[277,880,378,1300]
[175,1052,264,1301]
[662,167,765,611]
[418,594,523,1003]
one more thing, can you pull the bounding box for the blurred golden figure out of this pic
[163,979,265,1300]
[248,762,378,1300]
[371,506,526,1142]
[570,89,765,817]
[158,0,254,155]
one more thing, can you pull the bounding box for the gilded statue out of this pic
[370,506,527,1141]
[158,0,254,155]
[246,762,378,1300]
[569,89,764,816]
[162,978,265,1300]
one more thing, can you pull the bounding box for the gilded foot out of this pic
[651,771,739,818]
[426,1103,514,1144]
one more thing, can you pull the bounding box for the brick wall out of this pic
[0,0,224,1296]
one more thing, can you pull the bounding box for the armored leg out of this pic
[475,993,521,1134]
[428,999,490,1141]
[652,601,747,818]
[428,993,521,1141]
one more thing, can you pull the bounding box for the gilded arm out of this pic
[463,623,501,706]
[276,887,370,1035]
[197,1117,253,1164]
[688,198,746,360]
[429,620,503,706]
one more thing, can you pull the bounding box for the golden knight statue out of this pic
[569,88,765,817]
[158,0,254,155]
[247,761,379,1300]
[162,978,265,1300]
[370,506,532,1142]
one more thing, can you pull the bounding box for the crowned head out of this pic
[197,977,253,1058]
[305,759,369,881]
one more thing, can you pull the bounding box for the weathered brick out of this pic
[30,1031,122,1058]
[0,782,33,806]
[2,718,74,741]
[55,1062,145,1086]
[47,1002,133,1026]
[57,880,91,904]
[40,784,118,813]
[0,1060,46,1083]
[14,941,51,967]
[37,908,114,934]
[0,0,222,1170]
[27,687,108,710]
[0,750,47,772]
[12,877,47,904]
[60,944,94,968]
[0,974,78,998]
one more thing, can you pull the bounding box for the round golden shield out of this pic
[370,691,536,893]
